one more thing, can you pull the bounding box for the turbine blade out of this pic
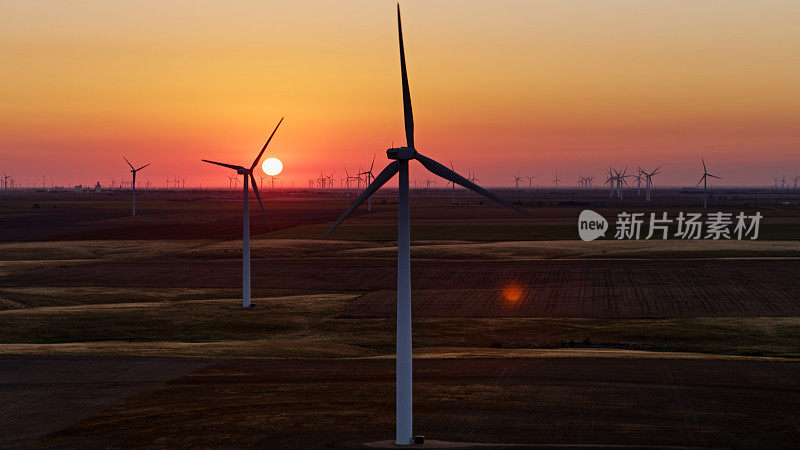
[370,154,376,173]
[136,163,151,171]
[696,175,705,186]
[397,5,414,149]
[202,159,245,171]
[415,152,529,216]
[250,173,272,233]
[250,117,284,170]
[123,156,134,170]
[702,157,707,173]
[708,174,721,179]
[323,161,400,237]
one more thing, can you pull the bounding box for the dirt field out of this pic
[0,356,209,448]
[7,356,797,449]
[2,188,799,242]
[4,255,799,318]
[2,189,799,447]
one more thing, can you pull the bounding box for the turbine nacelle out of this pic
[387,147,416,160]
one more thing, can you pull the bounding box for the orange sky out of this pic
[2,0,799,188]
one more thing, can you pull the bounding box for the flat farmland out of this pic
[20,357,800,449]
[341,258,800,318]
[4,256,799,318]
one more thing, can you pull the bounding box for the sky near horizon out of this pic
[2,0,799,188]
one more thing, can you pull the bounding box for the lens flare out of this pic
[502,283,523,303]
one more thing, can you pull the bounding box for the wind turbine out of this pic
[202,117,282,308]
[513,173,522,189]
[697,158,720,208]
[613,166,630,199]
[605,167,615,198]
[634,168,644,196]
[643,166,660,202]
[361,155,376,211]
[323,7,527,445]
[123,157,150,216]
[526,175,535,188]
[553,172,561,189]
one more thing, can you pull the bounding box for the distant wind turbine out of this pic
[323,7,527,445]
[202,117,283,308]
[642,166,660,202]
[123,157,150,216]
[605,167,615,198]
[513,173,522,189]
[361,155,376,211]
[697,158,720,208]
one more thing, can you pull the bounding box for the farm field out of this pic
[4,356,798,448]
[3,252,799,318]
[1,189,800,447]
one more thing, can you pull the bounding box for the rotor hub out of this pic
[387,147,416,160]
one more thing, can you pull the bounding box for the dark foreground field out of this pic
[2,356,798,449]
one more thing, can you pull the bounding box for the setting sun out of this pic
[262,157,283,176]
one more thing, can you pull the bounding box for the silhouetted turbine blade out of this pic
[123,156,135,170]
[136,163,151,171]
[250,173,272,233]
[708,174,721,179]
[251,117,285,170]
[415,152,529,217]
[397,5,414,149]
[202,160,246,171]
[702,157,707,173]
[324,161,400,237]
[697,175,705,187]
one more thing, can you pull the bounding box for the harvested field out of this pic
[23,357,800,448]
[5,256,798,318]
[0,356,209,448]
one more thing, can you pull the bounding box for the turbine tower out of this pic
[697,158,720,208]
[123,157,150,216]
[202,117,282,308]
[323,7,527,445]
[553,172,561,188]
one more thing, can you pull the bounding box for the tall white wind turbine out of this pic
[697,157,720,208]
[323,7,527,444]
[202,117,282,308]
[123,157,150,216]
